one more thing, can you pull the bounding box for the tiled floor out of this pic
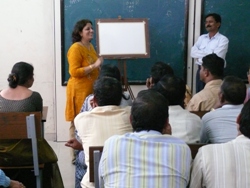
[48,141,75,188]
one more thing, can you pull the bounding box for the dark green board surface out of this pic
[202,0,250,80]
[61,0,188,85]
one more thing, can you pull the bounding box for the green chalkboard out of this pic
[61,0,188,85]
[202,0,250,80]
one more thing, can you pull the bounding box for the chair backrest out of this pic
[0,111,42,188]
[0,111,42,139]
[190,111,210,118]
[89,146,103,186]
[187,143,206,159]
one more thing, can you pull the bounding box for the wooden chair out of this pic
[188,143,206,159]
[190,111,210,118]
[0,112,44,188]
[89,146,103,188]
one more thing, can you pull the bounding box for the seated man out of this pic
[75,77,133,188]
[153,75,201,143]
[146,61,192,107]
[200,76,246,143]
[99,90,192,188]
[187,53,224,111]
[190,99,250,188]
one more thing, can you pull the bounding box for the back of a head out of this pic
[151,61,174,84]
[93,77,122,106]
[8,62,34,88]
[99,64,121,81]
[202,53,224,78]
[221,76,246,105]
[131,89,169,133]
[153,75,186,107]
[239,99,250,138]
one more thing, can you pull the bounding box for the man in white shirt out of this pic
[190,99,250,188]
[191,13,229,93]
[200,76,246,143]
[153,75,201,143]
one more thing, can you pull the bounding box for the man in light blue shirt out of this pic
[0,169,25,187]
[191,13,229,93]
[200,76,246,143]
[99,90,192,188]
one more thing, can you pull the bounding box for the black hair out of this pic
[205,13,221,23]
[7,62,34,88]
[150,61,174,84]
[153,75,186,108]
[202,53,224,78]
[71,19,92,43]
[93,77,122,106]
[239,99,250,138]
[131,89,169,132]
[99,64,130,101]
[99,64,121,81]
[221,76,246,105]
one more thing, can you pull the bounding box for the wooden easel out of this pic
[118,59,135,100]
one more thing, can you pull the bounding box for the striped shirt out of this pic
[190,135,250,188]
[99,131,192,188]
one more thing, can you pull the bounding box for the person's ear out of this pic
[218,91,225,103]
[92,95,98,107]
[162,118,172,135]
[236,113,242,135]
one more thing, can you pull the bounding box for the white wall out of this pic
[0,0,56,137]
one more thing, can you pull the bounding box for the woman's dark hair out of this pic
[72,19,92,43]
[7,62,34,88]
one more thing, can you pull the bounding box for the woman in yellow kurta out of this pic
[65,19,103,161]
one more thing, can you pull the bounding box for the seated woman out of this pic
[0,62,64,188]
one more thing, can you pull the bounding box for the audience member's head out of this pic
[93,77,122,106]
[131,89,170,134]
[200,54,224,83]
[153,75,186,108]
[150,61,174,84]
[7,62,34,89]
[238,99,250,138]
[220,76,246,105]
[72,19,92,43]
[99,64,121,81]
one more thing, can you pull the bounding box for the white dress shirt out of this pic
[191,32,229,66]
[190,135,250,188]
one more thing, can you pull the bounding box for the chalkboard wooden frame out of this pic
[96,18,150,59]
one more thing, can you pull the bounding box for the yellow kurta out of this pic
[65,42,99,121]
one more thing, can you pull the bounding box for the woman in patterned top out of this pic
[0,62,64,188]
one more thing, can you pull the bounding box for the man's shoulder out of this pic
[216,32,229,40]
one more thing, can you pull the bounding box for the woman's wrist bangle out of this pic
[89,65,93,71]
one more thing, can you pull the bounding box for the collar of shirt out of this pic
[204,31,221,40]
[204,79,222,89]
[132,130,162,136]
[221,104,244,109]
